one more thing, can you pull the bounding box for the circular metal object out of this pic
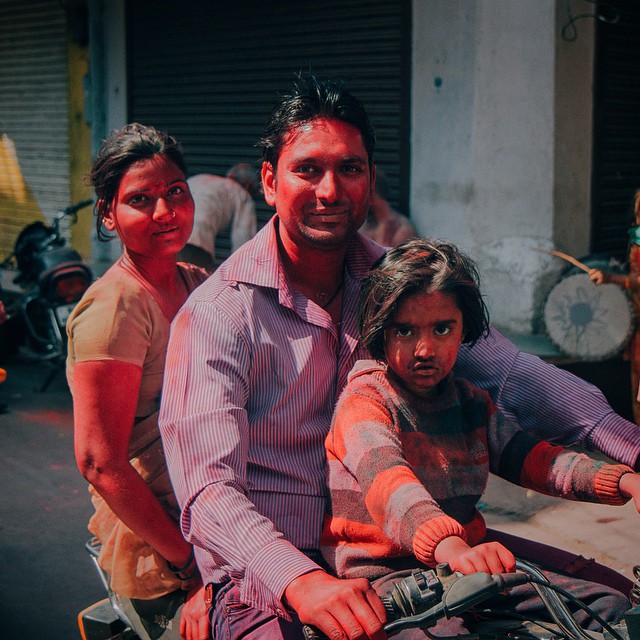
[543,271,634,360]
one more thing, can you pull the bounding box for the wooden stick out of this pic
[534,248,592,273]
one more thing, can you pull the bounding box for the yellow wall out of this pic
[0,2,93,263]
[67,20,94,261]
[0,135,43,260]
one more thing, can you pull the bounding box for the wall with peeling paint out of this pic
[411,0,594,333]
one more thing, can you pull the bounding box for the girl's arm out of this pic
[327,381,465,567]
[485,404,634,506]
[619,472,640,511]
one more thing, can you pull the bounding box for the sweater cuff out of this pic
[412,515,466,567]
[594,463,634,505]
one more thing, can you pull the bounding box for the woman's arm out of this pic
[73,359,194,570]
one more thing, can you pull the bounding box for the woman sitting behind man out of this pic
[66,124,210,640]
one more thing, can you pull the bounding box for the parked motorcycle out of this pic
[0,199,94,389]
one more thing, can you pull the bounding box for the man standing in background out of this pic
[179,163,259,271]
[359,167,416,247]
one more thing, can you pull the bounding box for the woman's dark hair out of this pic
[258,73,376,171]
[359,237,490,361]
[90,123,187,240]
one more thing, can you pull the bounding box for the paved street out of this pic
[0,355,103,640]
[0,348,639,639]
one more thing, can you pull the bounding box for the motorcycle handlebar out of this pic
[302,570,528,640]
[61,199,93,216]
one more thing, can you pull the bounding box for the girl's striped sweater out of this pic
[321,360,632,579]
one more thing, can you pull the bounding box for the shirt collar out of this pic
[220,214,386,291]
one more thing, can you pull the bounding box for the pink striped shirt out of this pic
[159,217,385,616]
[159,215,640,617]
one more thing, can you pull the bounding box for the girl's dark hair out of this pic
[258,73,375,171]
[90,123,187,240]
[359,237,490,361]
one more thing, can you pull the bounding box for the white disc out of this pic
[543,273,634,360]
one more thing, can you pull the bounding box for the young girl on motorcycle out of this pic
[66,124,210,640]
[321,237,640,637]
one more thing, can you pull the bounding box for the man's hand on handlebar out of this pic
[434,537,516,575]
[285,569,388,640]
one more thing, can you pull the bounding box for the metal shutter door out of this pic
[0,0,70,256]
[592,0,640,259]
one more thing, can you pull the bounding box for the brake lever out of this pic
[384,602,447,634]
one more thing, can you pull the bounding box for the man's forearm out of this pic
[456,328,640,467]
[183,483,322,616]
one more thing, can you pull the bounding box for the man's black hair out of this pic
[258,73,376,170]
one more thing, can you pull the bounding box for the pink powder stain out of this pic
[19,409,73,429]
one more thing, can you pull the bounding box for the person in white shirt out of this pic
[178,163,259,271]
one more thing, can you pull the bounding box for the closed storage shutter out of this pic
[0,0,70,256]
[126,0,410,262]
[592,0,640,259]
